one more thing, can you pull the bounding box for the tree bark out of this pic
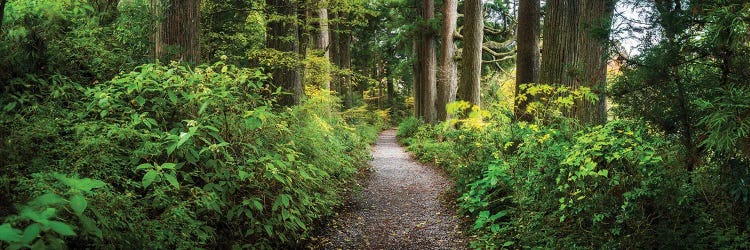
[459,0,483,107]
[267,0,303,106]
[329,9,341,93]
[299,2,310,94]
[154,0,201,64]
[312,2,331,90]
[540,0,614,124]
[415,0,437,123]
[341,29,353,108]
[0,0,7,29]
[328,9,353,107]
[436,0,458,121]
[514,0,540,121]
[413,40,423,117]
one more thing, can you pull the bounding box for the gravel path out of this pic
[310,129,468,249]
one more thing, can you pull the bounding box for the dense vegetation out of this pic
[400,90,749,248]
[0,0,386,248]
[1,0,749,249]
[398,1,750,248]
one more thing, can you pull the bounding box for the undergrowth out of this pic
[398,85,750,249]
[0,61,387,249]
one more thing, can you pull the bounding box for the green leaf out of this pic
[199,102,209,114]
[597,169,609,177]
[503,241,515,247]
[135,96,146,106]
[21,224,41,244]
[54,174,106,192]
[77,178,106,192]
[70,195,87,215]
[167,90,178,104]
[3,102,17,112]
[172,132,192,153]
[160,163,176,170]
[252,200,264,211]
[136,163,152,170]
[20,208,56,225]
[164,173,180,189]
[97,97,108,108]
[47,221,76,236]
[0,223,22,242]
[30,193,65,207]
[142,170,158,188]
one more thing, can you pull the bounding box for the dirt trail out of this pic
[311,129,468,249]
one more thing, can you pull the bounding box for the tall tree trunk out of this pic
[299,2,310,93]
[329,10,341,94]
[386,63,395,111]
[267,0,303,106]
[0,0,7,29]
[154,0,201,64]
[540,0,614,124]
[312,2,331,90]
[340,25,353,108]
[459,0,483,107]
[413,40,423,117]
[414,0,437,123]
[329,9,353,107]
[514,0,540,121]
[436,0,458,121]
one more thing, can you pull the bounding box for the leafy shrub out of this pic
[398,85,749,249]
[396,116,423,144]
[1,61,384,249]
[0,174,106,249]
[1,0,155,83]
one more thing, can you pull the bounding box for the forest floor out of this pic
[308,129,468,249]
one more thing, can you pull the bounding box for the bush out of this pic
[398,87,749,249]
[1,0,155,84]
[1,61,384,249]
[396,116,423,145]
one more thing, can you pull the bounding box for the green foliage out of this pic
[399,91,749,248]
[201,0,266,65]
[0,0,155,83]
[1,174,106,249]
[516,83,599,126]
[396,116,423,144]
[1,61,385,248]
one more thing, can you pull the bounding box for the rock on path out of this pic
[311,129,468,249]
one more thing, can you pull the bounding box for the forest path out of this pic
[310,129,468,249]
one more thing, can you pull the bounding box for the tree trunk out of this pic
[413,0,437,123]
[299,3,310,94]
[341,30,353,108]
[540,0,614,124]
[154,0,201,64]
[514,0,540,121]
[312,2,331,90]
[267,0,303,106]
[386,65,395,110]
[0,0,7,29]
[329,10,340,94]
[329,9,353,107]
[459,0,483,107]
[436,0,458,121]
[413,40,422,117]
